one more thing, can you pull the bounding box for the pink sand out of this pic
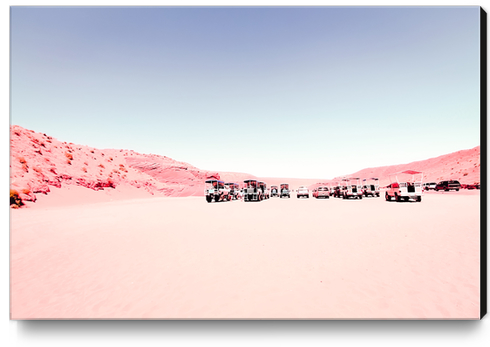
[10,189,480,319]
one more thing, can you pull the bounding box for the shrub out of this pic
[18,157,26,164]
[21,188,30,195]
[10,189,23,208]
[82,167,87,173]
[99,164,105,169]
[65,152,73,160]
[33,167,42,173]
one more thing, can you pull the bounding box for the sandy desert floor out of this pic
[10,189,481,319]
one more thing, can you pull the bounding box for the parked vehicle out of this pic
[313,186,330,199]
[341,178,363,199]
[297,186,310,198]
[331,183,342,198]
[225,182,241,200]
[280,183,290,198]
[258,181,270,199]
[423,182,437,191]
[270,185,279,197]
[435,180,461,191]
[243,179,263,202]
[385,170,423,202]
[204,180,230,203]
[362,178,380,197]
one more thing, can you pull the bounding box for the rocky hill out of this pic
[10,125,220,204]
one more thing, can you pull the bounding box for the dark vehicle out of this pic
[280,183,290,198]
[204,180,229,203]
[243,179,263,202]
[435,180,461,191]
[271,185,279,197]
[331,183,342,198]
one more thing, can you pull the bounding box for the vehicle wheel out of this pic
[214,195,220,202]
[395,194,401,202]
[404,197,409,202]
[359,195,362,199]
[456,189,459,192]
[376,193,380,197]
[417,196,422,202]
[385,193,391,201]
[248,194,253,201]
[206,196,212,203]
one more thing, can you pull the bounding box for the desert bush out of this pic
[33,166,42,173]
[99,164,105,169]
[18,157,26,164]
[82,167,87,173]
[10,189,23,208]
[65,152,73,160]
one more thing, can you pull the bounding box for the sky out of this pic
[10,5,481,179]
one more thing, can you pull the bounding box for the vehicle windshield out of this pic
[245,181,257,188]
[205,181,224,190]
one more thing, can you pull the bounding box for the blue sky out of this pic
[10,6,480,178]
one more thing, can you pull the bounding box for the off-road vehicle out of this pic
[280,183,290,198]
[385,170,423,202]
[297,186,310,198]
[204,180,230,203]
[243,179,263,202]
[341,178,363,199]
[270,185,279,197]
[362,178,380,197]
[225,182,241,200]
[258,181,270,199]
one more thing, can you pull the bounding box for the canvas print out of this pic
[10,6,483,319]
